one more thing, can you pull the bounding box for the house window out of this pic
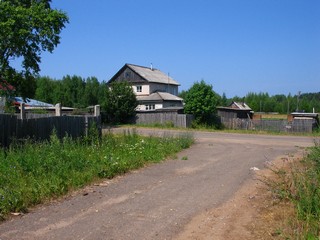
[125,72,131,78]
[145,104,155,110]
[136,86,142,92]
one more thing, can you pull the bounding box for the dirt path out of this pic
[0,129,315,240]
[174,152,304,240]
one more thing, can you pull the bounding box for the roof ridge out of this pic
[126,63,157,71]
[108,63,180,86]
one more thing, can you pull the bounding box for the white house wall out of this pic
[132,84,150,96]
[136,103,163,111]
[132,83,178,96]
[155,103,163,109]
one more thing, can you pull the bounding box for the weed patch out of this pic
[0,131,194,220]
[261,141,320,239]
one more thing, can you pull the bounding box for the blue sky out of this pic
[39,0,320,98]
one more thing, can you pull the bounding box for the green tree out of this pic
[184,80,220,125]
[35,75,110,108]
[0,0,68,96]
[84,77,100,106]
[35,76,55,103]
[103,81,138,124]
[220,92,228,106]
[178,90,187,100]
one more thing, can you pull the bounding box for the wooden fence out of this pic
[134,112,194,128]
[220,117,318,133]
[0,113,101,148]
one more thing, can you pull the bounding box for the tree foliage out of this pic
[103,81,138,124]
[184,80,220,125]
[0,0,68,96]
[35,75,107,108]
[35,76,138,123]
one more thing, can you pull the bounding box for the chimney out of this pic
[150,63,153,71]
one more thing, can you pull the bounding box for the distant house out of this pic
[108,63,184,111]
[217,101,253,119]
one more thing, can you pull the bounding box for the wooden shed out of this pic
[217,102,253,120]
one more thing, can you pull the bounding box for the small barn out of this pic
[217,102,253,119]
[289,112,319,132]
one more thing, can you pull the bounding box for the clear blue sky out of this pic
[39,0,320,98]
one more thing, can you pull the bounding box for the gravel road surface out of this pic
[0,128,315,240]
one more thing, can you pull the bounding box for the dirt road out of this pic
[0,129,314,240]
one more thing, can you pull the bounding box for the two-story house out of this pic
[108,63,183,111]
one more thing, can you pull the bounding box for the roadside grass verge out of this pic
[0,131,194,220]
[291,141,320,238]
[265,140,320,238]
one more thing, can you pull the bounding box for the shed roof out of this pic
[231,102,251,110]
[217,101,252,111]
[109,63,180,86]
[291,112,318,118]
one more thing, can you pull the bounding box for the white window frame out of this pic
[145,104,155,111]
[136,85,142,92]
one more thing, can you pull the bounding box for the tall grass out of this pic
[290,141,320,238]
[269,140,320,238]
[0,130,193,220]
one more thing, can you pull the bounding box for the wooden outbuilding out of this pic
[217,102,253,120]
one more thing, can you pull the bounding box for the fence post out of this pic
[55,103,62,116]
[85,116,89,137]
[20,103,26,120]
[94,105,100,117]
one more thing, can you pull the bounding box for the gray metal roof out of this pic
[127,64,180,86]
[291,112,318,118]
[217,101,253,111]
[232,102,252,110]
[137,92,183,102]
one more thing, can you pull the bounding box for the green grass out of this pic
[269,140,320,238]
[290,141,320,238]
[0,131,194,220]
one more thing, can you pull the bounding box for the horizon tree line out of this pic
[32,76,320,115]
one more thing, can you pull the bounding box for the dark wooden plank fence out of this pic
[0,114,16,148]
[0,114,101,148]
[135,112,194,128]
[220,117,318,133]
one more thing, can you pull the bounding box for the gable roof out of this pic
[137,92,183,102]
[217,101,252,111]
[109,63,180,86]
[231,102,251,110]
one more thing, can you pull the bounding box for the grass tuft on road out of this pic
[0,131,194,220]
